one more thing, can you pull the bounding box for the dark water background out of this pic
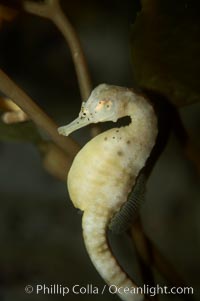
[0,1,199,300]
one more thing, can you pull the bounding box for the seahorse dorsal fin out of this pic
[109,171,147,234]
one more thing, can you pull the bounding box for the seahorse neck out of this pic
[123,99,146,133]
[117,96,157,148]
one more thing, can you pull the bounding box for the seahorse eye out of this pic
[80,102,89,118]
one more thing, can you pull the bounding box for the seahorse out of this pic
[58,84,158,301]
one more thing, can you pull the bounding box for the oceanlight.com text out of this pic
[25,283,194,297]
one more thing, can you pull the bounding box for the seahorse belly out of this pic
[67,130,138,213]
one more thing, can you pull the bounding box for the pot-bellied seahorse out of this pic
[58,84,158,301]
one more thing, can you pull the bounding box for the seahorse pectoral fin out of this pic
[58,116,92,136]
[109,171,147,234]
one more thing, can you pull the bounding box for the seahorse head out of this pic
[58,84,134,136]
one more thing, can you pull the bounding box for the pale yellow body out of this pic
[68,130,134,211]
[68,125,152,212]
[59,84,158,301]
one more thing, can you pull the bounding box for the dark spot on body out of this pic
[112,137,115,139]
[116,130,119,133]
[127,140,131,144]
[117,151,123,156]
[104,137,108,141]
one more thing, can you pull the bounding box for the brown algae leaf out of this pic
[131,0,200,107]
